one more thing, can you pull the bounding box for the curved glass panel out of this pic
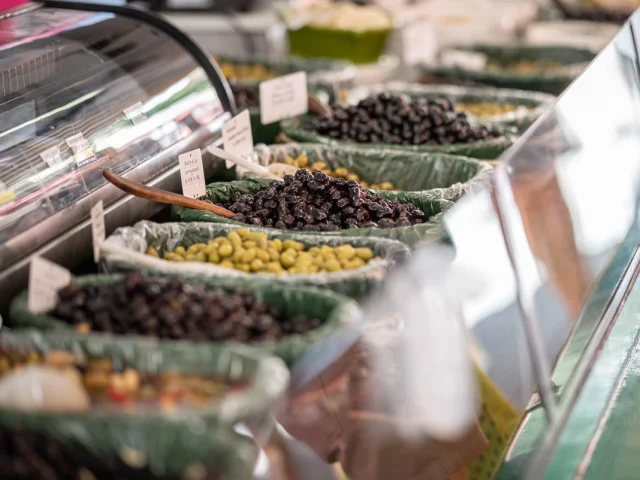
[0,6,230,269]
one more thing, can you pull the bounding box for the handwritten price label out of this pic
[65,132,95,167]
[91,200,106,263]
[259,71,308,125]
[222,110,254,169]
[28,257,71,314]
[39,145,63,167]
[179,149,206,199]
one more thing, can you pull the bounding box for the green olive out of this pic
[281,254,296,268]
[146,247,159,257]
[218,244,233,258]
[270,238,283,252]
[242,248,257,263]
[256,249,270,263]
[250,258,264,272]
[355,247,374,261]
[208,250,221,264]
[174,246,186,256]
[232,247,246,263]
[220,260,234,269]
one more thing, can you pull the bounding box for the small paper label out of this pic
[28,257,71,314]
[91,200,106,263]
[259,71,308,125]
[39,146,63,167]
[65,133,95,167]
[178,149,206,199]
[123,101,146,125]
[222,110,254,169]
[440,50,488,71]
[402,22,438,66]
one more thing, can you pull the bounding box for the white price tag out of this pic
[28,257,71,314]
[440,50,488,71]
[259,72,308,125]
[91,200,106,263]
[222,110,254,169]
[402,22,438,66]
[65,132,95,167]
[178,149,206,199]
[39,146,63,167]
[123,101,147,125]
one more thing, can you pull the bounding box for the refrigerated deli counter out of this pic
[0,1,235,317]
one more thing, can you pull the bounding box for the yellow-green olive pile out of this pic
[148,229,376,274]
[456,102,528,117]
[281,154,396,191]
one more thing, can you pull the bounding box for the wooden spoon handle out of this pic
[103,170,235,219]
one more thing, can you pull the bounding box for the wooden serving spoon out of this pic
[103,170,235,219]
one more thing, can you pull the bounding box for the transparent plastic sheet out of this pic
[345,82,557,133]
[0,330,273,479]
[279,243,496,480]
[9,273,361,367]
[422,45,596,95]
[171,179,455,246]
[100,221,411,300]
[247,143,493,201]
[279,115,515,160]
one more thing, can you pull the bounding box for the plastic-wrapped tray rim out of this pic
[0,323,289,426]
[345,81,556,125]
[248,142,494,200]
[101,221,410,286]
[10,273,361,367]
[425,44,597,81]
[170,179,455,246]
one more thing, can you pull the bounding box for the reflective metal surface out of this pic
[0,4,232,312]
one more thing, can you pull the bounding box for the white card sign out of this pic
[178,149,206,199]
[222,110,254,169]
[259,71,308,125]
[28,257,71,314]
[123,101,147,125]
[91,200,106,263]
[39,145,63,167]
[402,21,438,66]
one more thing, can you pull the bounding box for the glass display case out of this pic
[439,10,640,479]
[0,1,234,316]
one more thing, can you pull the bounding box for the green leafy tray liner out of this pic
[101,221,410,300]
[10,273,361,367]
[171,178,454,246]
[0,331,266,479]
[249,143,493,200]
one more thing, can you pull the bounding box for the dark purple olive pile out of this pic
[227,168,427,231]
[231,84,260,109]
[51,273,321,342]
[312,92,502,146]
[1,428,226,480]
